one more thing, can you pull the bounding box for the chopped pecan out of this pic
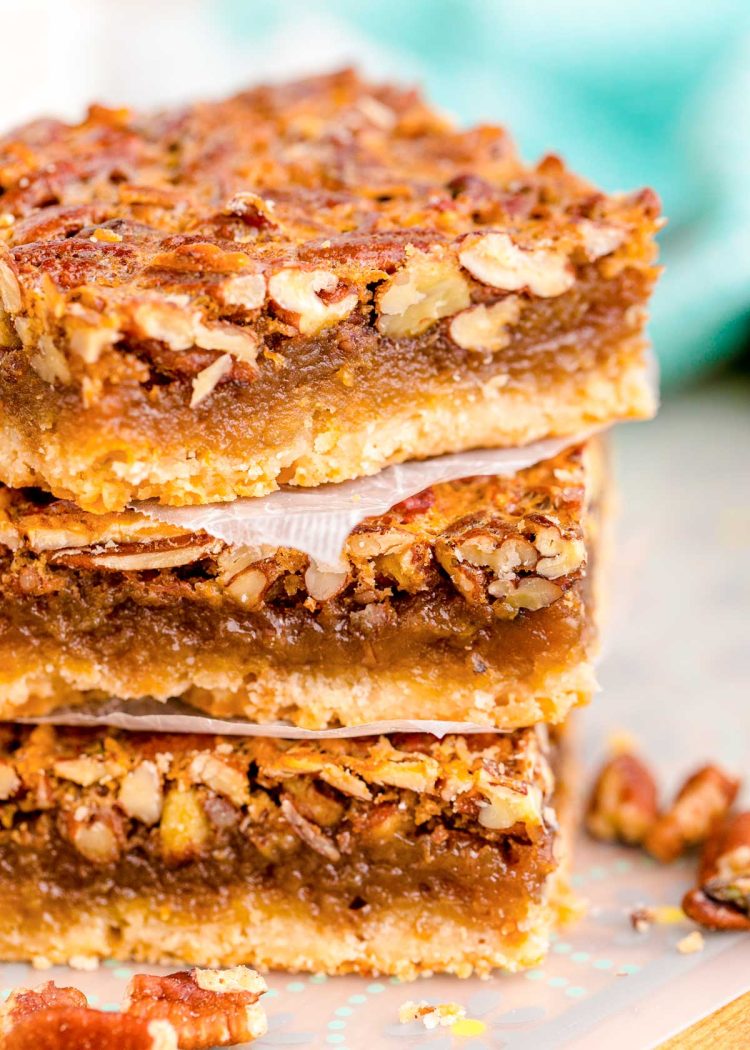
[63,806,125,865]
[375,248,470,338]
[398,1000,466,1029]
[304,561,349,601]
[645,765,740,863]
[449,296,521,353]
[53,755,108,786]
[50,536,221,572]
[280,796,341,861]
[576,219,625,261]
[119,761,163,825]
[682,811,750,931]
[459,232,574,297]
[160,787,211,865]
[586,753,659,846]
[190,753,249,808]
[124,967,267,1049]
[215,273,267,311]
[0,759,21,801]
[283,778,344,827]
[222,191,278,229]
[676,930,705,954]
[190,353,233,408]
[268,268,358,334]
[0,254,22,312]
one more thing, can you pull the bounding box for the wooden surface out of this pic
[660,991,750,1049]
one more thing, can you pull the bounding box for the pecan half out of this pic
[645,765,740,863]
[124,967,267,1049]
[50,536,221,572]
[0,984,177,1050]
[1,981,87,1026]
[586,753,659,846]
[682,811,750,931]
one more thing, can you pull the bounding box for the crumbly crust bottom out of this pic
[0,891,562,979]
[0,648,595,729]
[0,348,652,511]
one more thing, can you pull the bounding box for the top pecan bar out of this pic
[0,69,660,512]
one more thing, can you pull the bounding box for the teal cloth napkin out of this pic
[221,0,750,385]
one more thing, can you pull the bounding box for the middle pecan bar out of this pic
[0,442,605,729]
[0,724,568,978]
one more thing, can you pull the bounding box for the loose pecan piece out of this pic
[124,967,267,1049]
[682,811,750,931]
[645,765,740,863]
[0,983,176,1050]
[586,753,659,846]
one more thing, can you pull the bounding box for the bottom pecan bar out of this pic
[0,725,570,978]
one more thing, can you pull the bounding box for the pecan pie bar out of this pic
[0,725,570,977]
[0,70,659,511]
[0,442,604,729]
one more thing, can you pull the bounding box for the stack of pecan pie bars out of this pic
[0,72,660,978]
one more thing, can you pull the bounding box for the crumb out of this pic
[630,906,653,933]
[677,930,705,955]
[398,1000,466,1029]
[31,956,52,970]
[630,904,685,932]
[607,729,639,755]
[68,954,100,972]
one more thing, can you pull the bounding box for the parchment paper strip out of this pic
[17,697,507,739]
[135,429,603,568]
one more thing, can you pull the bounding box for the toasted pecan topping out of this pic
[0,725,554,873]
[0,68,659,411]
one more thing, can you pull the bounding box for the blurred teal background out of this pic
[217,0,750,388]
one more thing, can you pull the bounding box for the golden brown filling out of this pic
[0,727,557,930]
